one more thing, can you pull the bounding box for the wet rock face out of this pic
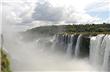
[54,34,90,58]
[71,34,79,55]
[78,36,90,58]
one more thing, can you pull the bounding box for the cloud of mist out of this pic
[3,33,98,71]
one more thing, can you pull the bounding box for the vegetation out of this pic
[1,49,11,72]
[64,23,110,33]
[21,23,110,40]
[23,23,110,35]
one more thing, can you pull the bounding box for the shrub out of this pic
[1,49,11,72]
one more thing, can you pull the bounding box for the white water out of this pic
[53,34,110,71]
[90,34,110,71]
[74,34,82,57]
[2,33,100,72]
[90,34,105,65]
[66,35,74,57]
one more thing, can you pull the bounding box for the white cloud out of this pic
[1,0,37,32]
[1,0,109,32]
[48,0,97,11]
[32,1,67,22]
[32,0,103,24]
[86,0,110,12]
[105,17,110,23]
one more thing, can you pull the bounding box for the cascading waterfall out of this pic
[90,34,110,71]
[90,34,105,65]
[103,35,110,70]
[74,34,82,57]
[53,34,110,71]
[53,34,90,58]
[66,35,74,57]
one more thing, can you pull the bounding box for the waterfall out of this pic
[66,35,74,57]
[52,34,110,71]
[102,35,110,70]
[90,34,105,65]
[53,34,90,58]
[74,34,82,57]
[90,34,110,71]
[51,35,58,51]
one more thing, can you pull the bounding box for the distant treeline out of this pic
[63,23,110,35]
[65,23,110,33]
[25,23,110,35]
[21,23,110,41]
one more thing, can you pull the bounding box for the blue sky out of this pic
[86,0,110,22]
[87,10,110,21]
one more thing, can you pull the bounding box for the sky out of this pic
[1,0,110,32]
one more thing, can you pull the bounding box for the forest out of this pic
[23,23,110,36]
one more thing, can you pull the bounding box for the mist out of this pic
[1,31,101,72]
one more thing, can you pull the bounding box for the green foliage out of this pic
[64,24,110,33]
[21,23,110,40]
[1,49,11,72]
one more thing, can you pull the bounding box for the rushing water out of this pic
[74,34,82,57]
[53,34,110,71]
[2,33,110,72]
[66,35,74,57]
[90,34,110,71]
